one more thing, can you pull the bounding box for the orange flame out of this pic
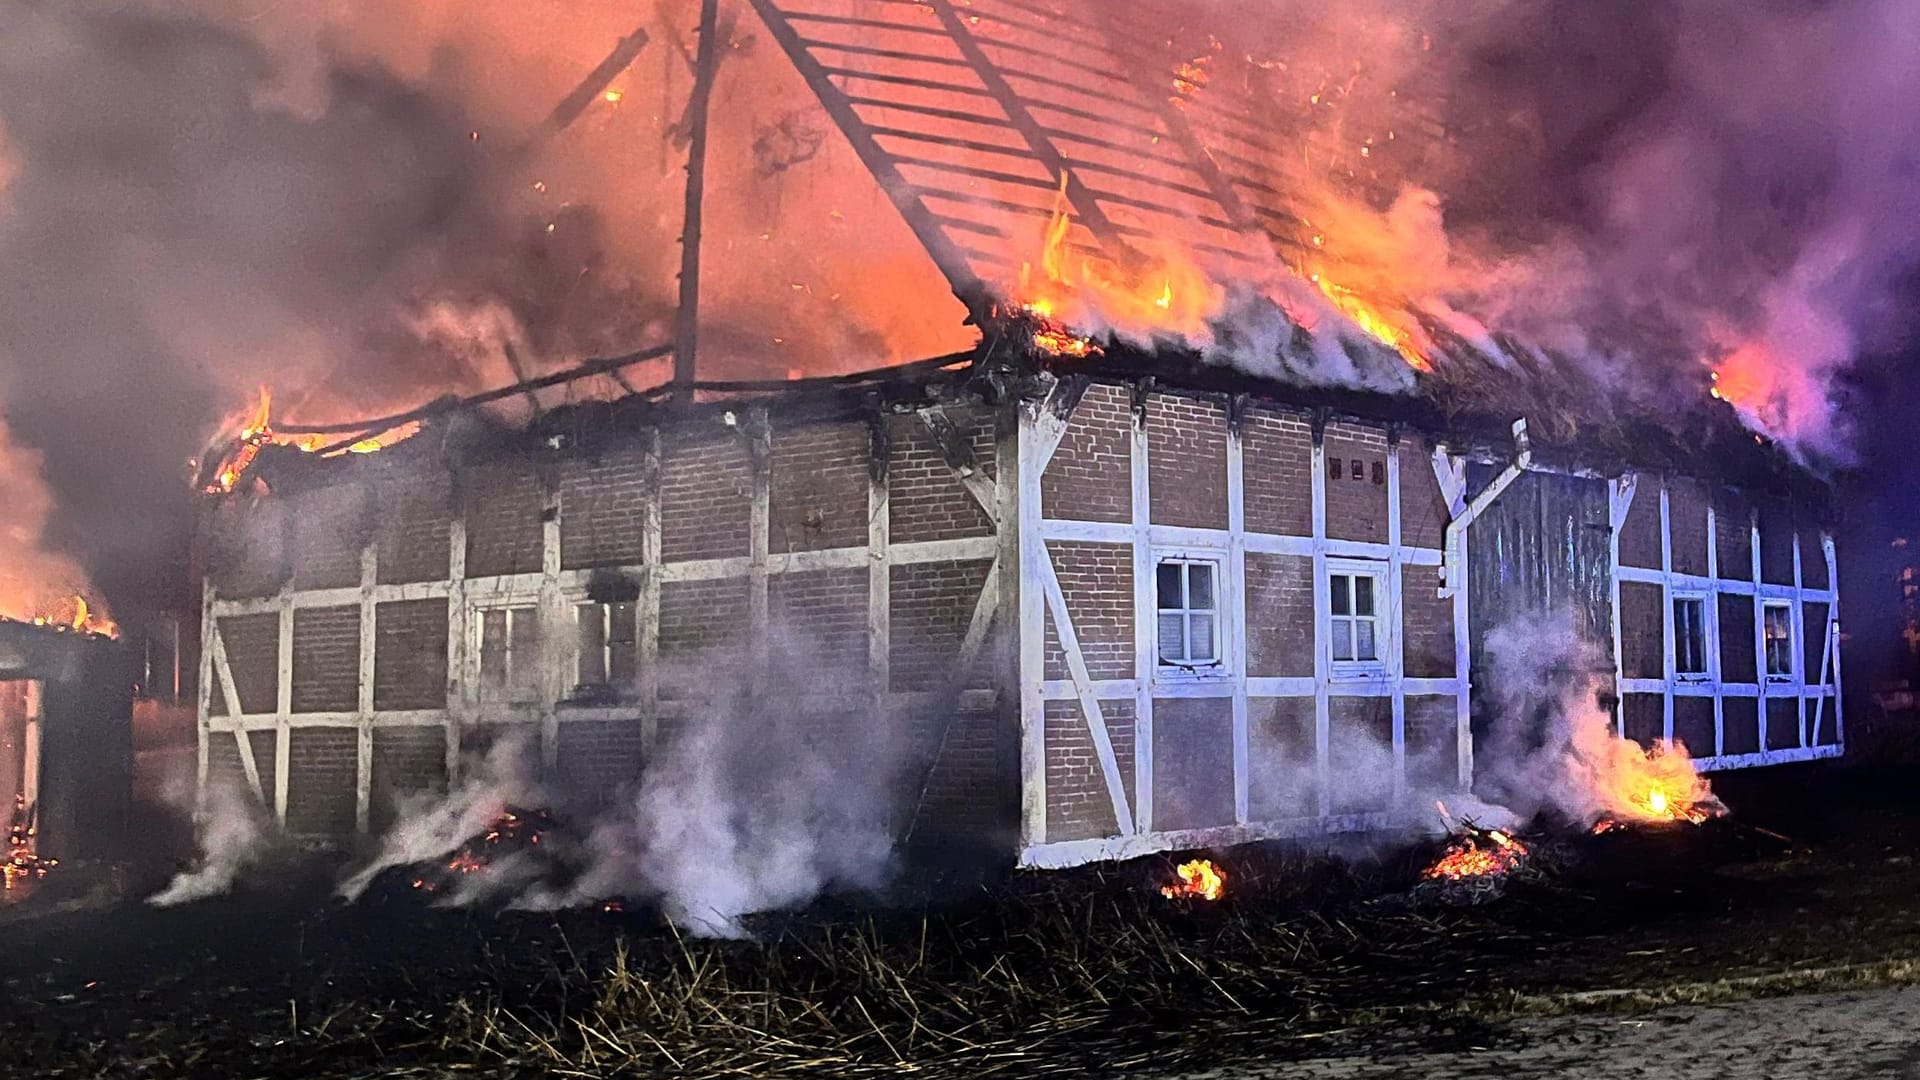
[1008,175,1221,355]
[1160,858,1227,901]
[1311,274,1432,371]
[203,386,413,495]
[23,594,116,638]
[1586,739,1725,833]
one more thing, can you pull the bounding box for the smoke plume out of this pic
[326,633,901,938]
[1474,615,1722,829]
[147,776,272,907]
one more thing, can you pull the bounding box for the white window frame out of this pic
[571,597,638,693]
[1761,599,1796,682]
[471,599,542,705]
[1671,591,1712,681]
[1153,551,1227,679]
[1326,557,1390,680]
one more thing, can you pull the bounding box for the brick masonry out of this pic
[1404,695,1458,794]
[1241,406,1313,537]
[912,706,1001,837]
[887,407,996,545]
[1152,696,1234,832]
[1618,582,1664,679]
[1042,383,1131,522]
[559,441,650,570]
[890,559,994,693]
[554,718,647,804]
[373,599,448,711]
[770,421,869,555]
[369,728,446,835]
[214,613,279,715]
[769,568,868,674]
[290,605,359,713]
[1248,696,1315,820]
[1402,570,1455,679]
[1668,478,1711,578]
[286,728,357,835]
[661,427,751,562]
[1322,421,1390,545]
[1674,696,1715,756]
[463,459,546,578]
[1043,542,1133,681]
[657,578,750,695]
[1245,553,1314,678]
[376,469,454,584]
[1722,697,1761,755]
[1146,393,1227,528]
[1043,698,1135,842]
[291,484,370,590]
[1619,483,1663,569]
[1400,446,1451,551]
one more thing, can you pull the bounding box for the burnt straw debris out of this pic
[0,765,1902,1078]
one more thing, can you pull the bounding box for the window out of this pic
[477,605,541,702]
[1763,601,1795,679]
[1672,595,1709,677]
[1156,558,1221,670]
[1328,562,1386,676]
[575,601,638,692]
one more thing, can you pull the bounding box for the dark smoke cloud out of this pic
[1189,0,1920,461]
[0,4,662,615]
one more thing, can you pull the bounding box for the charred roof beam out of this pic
[748,0,993,324]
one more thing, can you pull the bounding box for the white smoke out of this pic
[336,731,544,902]
[332,638,902,937]
[147,776,272,907]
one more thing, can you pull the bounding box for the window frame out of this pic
[570,597,639,698]
[1152,551,1227,679]
[1671,591,1712,681]
[471,599,543,705]
[1326,557,1390,680]
[1761,599,1797,682]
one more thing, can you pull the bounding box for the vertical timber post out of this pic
[356,541,377,834]
[673,0,723,404]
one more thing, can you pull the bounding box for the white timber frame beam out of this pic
[1130,381,1155,834]
[1017,375,1084,849]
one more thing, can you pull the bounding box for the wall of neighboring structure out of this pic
[198,402,1011,845]
[1014,378,1466,869]
[1612,474,1842,768]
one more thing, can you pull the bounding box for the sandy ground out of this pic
[1171,984,1920,1079]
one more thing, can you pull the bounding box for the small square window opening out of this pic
[1156,558,1221,670]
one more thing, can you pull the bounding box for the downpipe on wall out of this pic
[1439,418,1533,600]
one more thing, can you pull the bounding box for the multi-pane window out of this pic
[1328,565,1385,674]
[1673,595,1709,677]
[576,601,639,691]
[1763,601,1795,679]
[477,605,541,702]
[1156,558,1220,670]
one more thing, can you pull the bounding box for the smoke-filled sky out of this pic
[1,0,1917,627]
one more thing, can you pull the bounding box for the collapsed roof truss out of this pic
[746,0,1315,317]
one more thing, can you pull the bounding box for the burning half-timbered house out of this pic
[192,0,1845,870]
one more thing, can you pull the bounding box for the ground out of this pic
[3,762,1919,1077]
[1168,986,1920,1079]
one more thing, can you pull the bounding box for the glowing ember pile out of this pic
[410,807,552,894]
[1160,859,1227,902]
[2,794,53,889]
[1423,827,1529,882]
